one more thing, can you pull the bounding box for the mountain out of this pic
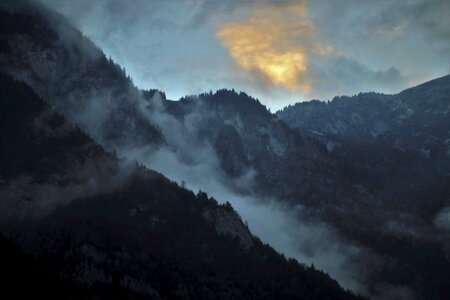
[0,72,362,299]
[146,89,333,198]
[277,75,450,162]
[276,76,450,228]
[0,0,163,149]
[126,81,450,298]
[1,0,450,298]
[277,76,450,298]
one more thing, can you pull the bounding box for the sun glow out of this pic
[217,2,330,94]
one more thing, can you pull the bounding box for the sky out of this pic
[40,0,450,110]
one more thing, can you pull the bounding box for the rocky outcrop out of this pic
[203,204,254,249]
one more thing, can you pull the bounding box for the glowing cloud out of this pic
[217,1,331,93]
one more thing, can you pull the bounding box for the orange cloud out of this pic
[217,1,331,94]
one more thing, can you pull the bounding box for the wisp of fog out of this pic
[116,93,366,294]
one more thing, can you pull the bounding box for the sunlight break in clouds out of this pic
[217,1,332,94]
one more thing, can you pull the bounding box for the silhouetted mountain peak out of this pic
[177,88,271,118]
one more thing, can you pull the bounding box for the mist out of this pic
[2,1,448,299]
[105,92,368,294]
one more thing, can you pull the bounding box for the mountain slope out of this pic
[0,72,362,299]
[146,89,335,198]
[277,75,450,161]
[276,75,450,233]
[0,0,163,149]
[143,82,450,299]
[276,76,450,299]
[1,1,450,298]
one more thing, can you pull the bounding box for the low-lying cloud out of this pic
[103,92,369,294]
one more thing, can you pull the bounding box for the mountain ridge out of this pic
[1,0,450,298]
[0,71,361,299]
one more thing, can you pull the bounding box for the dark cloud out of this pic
[312,0,448,80]
[363,0,450,51]
[309,55,408,99]
[188,0,302,27]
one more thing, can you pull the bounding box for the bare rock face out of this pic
[203,205,254,249]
